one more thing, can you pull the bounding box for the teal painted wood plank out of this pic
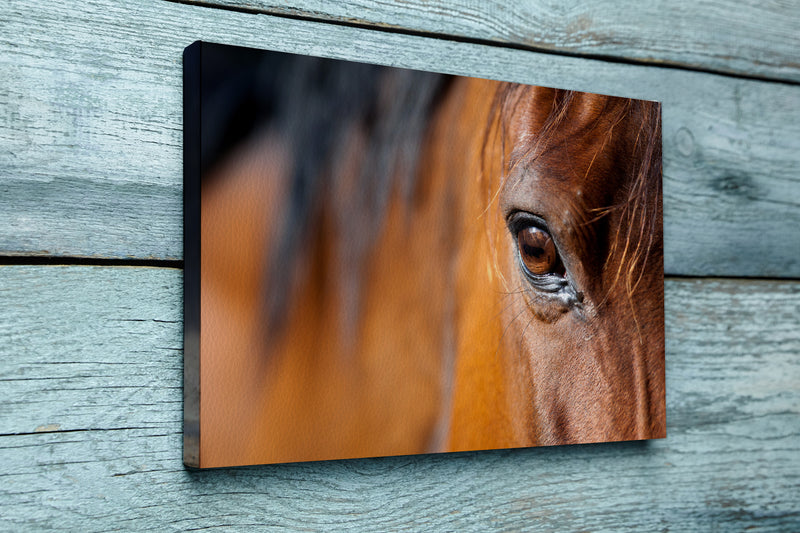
[188,0,800,83]
[1,266,798,530]
[1,0,799,275]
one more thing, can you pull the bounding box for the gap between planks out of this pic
[1,260,797,283]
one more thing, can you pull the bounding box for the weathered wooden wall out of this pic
[1,0,798,530]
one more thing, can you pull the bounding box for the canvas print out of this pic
[183,41,665,468]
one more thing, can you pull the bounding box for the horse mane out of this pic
[203,53,453,339]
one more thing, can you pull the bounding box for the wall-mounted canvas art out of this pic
[183,41,665,468]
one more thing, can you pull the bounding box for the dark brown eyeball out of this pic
[517,226,561,276]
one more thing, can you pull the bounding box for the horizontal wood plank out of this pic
[1,0,799,276]
[186,0,800,83]
[1,265,798,530]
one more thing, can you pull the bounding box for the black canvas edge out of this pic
[183,40,202,469]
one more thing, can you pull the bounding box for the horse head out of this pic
[446,82,665,449]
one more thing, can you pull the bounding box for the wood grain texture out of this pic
[1,266,799,530]
[1,0,799,276]
[2,1,798,531]
[186,0,800,82]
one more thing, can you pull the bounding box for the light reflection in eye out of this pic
[517,225,559,275]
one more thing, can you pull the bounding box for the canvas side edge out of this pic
[183,40,203,469]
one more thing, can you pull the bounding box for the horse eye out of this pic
[516,226,563,277]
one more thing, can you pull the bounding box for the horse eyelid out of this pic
[505,210,549,234]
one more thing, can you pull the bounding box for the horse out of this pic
[193,47,665,467]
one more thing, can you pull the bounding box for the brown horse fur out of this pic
[446,83,664,450]
[198,55,664,467]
